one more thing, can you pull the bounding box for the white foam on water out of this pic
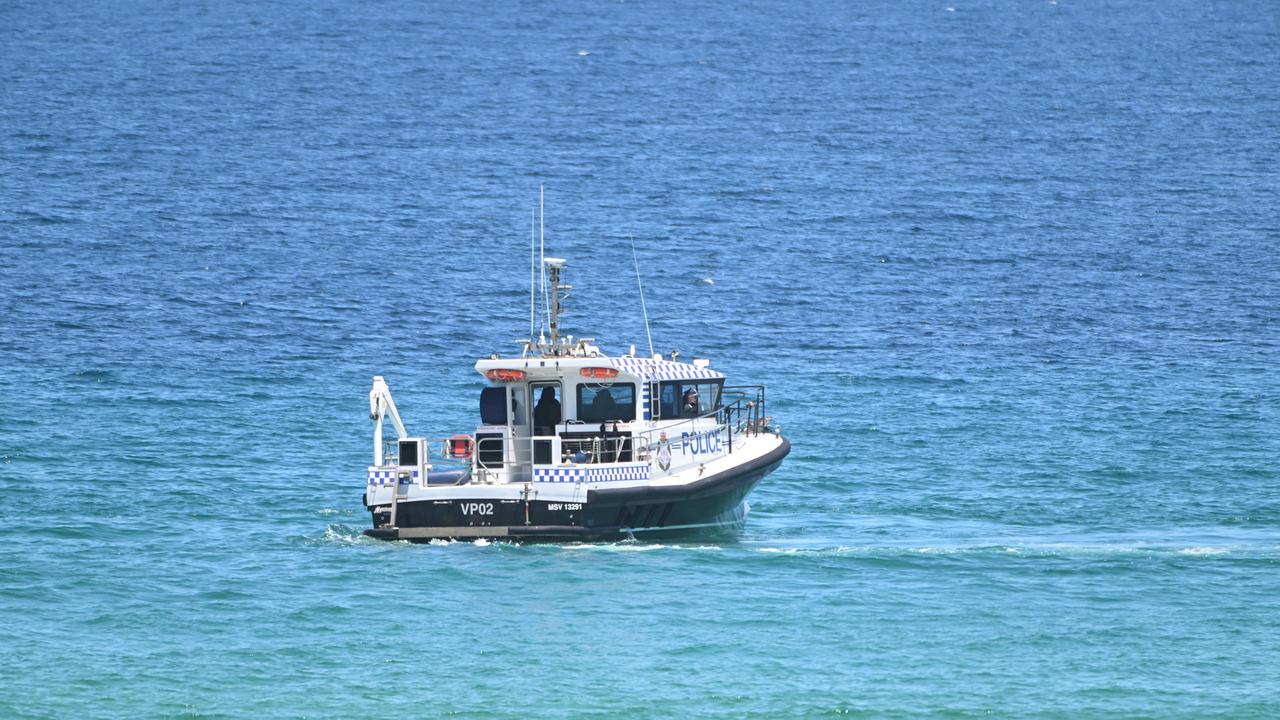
[745,543,1259,559]
[561,542,721,553]
[318,524,373,546]
[1178,546,1229,555]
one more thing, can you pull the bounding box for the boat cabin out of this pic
[468,351,731,484]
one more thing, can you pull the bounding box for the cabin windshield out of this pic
[577,382,636,422]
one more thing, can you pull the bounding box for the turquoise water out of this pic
[3,0,1278,716]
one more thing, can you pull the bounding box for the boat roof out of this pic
[611,356,724,382]
[475,354,725,382]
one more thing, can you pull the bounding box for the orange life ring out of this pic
[449,435,474,459]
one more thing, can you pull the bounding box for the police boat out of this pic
[361,257,789,542]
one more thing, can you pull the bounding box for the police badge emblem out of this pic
[657,431,672,472]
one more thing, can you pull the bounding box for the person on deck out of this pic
[682,388,700,417]
[592,387,619,421]
[533,387,560,435]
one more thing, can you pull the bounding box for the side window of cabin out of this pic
[577,383,636,422]
[698,381,722,414]
[657,380,724,417]
[658,381,679,419]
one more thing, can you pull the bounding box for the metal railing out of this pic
[625,384,767,461]
[722,385,769,437]
[375,384,772,484]
[471,433,636,477]
[379,437,474,485]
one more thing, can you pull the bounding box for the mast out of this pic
[545,257,567,352]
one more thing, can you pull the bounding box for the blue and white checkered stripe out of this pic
[611,357,724,382]
[641,382,651,421]
[584,464,651,483]
[533,467,583,483]
[367,468,419,485]
[533,463,651,483]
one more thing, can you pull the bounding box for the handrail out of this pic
[380,436,481,469]
[630,385,766,451]
[374,384,770,482]
[723,385,767,435]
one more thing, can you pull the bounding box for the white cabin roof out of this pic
[474,354,724,382]
[610,356,724,382]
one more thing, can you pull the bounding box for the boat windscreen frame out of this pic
[576,381,637,423]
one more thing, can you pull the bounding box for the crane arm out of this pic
[369,375,408,465]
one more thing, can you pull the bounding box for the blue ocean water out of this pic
[3,0,1278,716]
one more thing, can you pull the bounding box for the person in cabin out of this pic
[592,387,619,421]
[533,387,560,435]
[682,388,700,417]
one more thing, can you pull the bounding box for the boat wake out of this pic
[746,542,1279,559]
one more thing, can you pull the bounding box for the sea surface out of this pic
[2,0,1278,717]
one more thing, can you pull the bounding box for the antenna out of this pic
[539,185,548,342]
[630,234,655,358]
[530,206,536,341]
